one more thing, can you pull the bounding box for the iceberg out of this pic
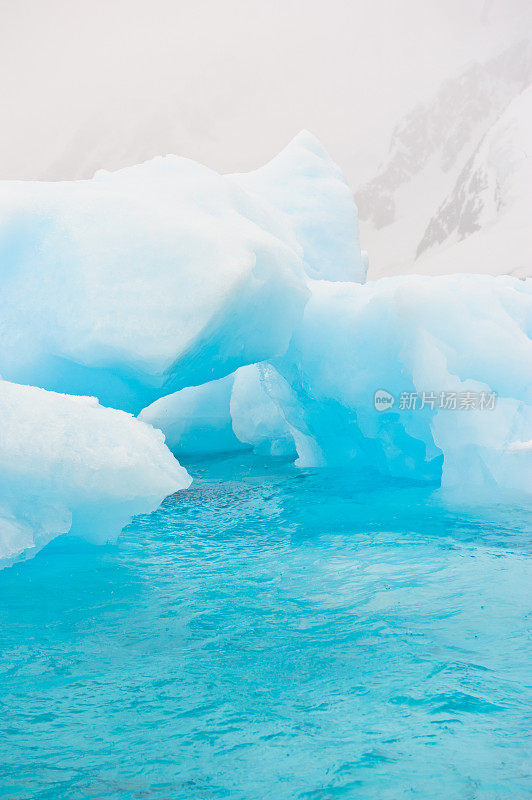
[141,274,532,499]
[231,131,367,283]
[0,133,366,414]
[140,364,296,458]
[0,380,190,567]
[0,162,307,412]
[273,274,532,497]
[230,364,298,457]
[0,128,530,533]
[139,373,245,456]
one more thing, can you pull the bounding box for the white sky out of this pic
[0,0,530,186]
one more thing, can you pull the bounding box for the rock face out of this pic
[415,86,532,278]
[355,40,532,277]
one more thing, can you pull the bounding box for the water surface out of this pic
[1,455,530,799]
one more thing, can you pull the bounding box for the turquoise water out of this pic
[1,454,530,799]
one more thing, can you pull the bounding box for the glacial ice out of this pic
[273,274,532,498]
[142,274,532,500]
[140,364,296,458]
[0,132,366,414]
[0,130,530,571]
[139,373,245,456]
[0,380,190,566]
[231,131,367,282]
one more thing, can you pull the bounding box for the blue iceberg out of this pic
[0,132,530,566]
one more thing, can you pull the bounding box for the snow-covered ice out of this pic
[0,380,190,567]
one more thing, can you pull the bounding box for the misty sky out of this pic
[0,0,530,187]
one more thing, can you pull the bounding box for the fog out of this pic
[0,0,530,186]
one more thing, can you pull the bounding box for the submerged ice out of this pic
[0,131,530,565]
